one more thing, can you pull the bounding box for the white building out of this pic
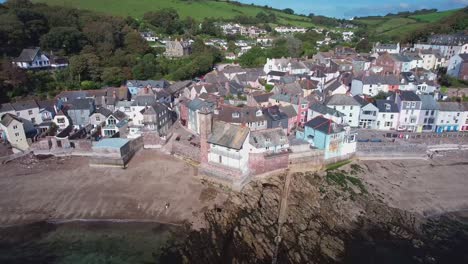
[0,100,42,125]
[325,94,361,127]
[207,121,250,175]
[0,113,36,151]
[342,31,354,42]
[263,58,310,75]
[13,48,50,69]
[373,43,400,54]
[374,100,399,130]
[274,27,307,34]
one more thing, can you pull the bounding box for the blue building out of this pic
[296,116,346,159]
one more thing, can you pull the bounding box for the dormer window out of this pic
[232,112,240,118]
[385,104,390,110]
[256,110,262,117]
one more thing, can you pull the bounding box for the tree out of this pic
[200,19,221,36]
[102,67,125,86]
[124,31,150,55]
[283,8,294,15]
[227,40,237,52]
[40,27,86,54]
[143,8,182,35]
[239,47,267,68]
[355,38,371,53]
[132,53,158,80]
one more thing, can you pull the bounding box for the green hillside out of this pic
[32,0,316,27]
[353,8,463,41]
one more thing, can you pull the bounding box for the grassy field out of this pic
[33,0,316,27]
[353,9,460,40]
[409,9,458,22]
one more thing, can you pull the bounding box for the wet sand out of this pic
[0,150,227,226]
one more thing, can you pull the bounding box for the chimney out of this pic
[394,90,400,104]
[113,90,117,99]
[144,86,149,94]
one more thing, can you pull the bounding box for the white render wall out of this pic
[328,104,361,127]
[376,112,399,130]
[208,136,250,174]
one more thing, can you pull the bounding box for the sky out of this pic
[238,0,468,18]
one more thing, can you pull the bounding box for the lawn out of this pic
[33,0,316,27]
[409,9,458,23]
[374,17,418,34]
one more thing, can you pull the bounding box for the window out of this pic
[13,125,18,129]
[390,114,394,119]
[350,106,353,110]
[28,110,33,115]
[96,116,100,122]
[219,155,222,163]
[15,133,19,137]
[31,118,35,124]
[16,112,20,117]
[382,114,386,118]
[349,113,353,117]
[426,110,429,115]
[411,102,416,108]
[57,118,65,124]
[301,104,307,108]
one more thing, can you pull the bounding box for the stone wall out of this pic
[199,162,250,191]
[289,149,325,168]
[248,152,289,176]
[172,141,200,162]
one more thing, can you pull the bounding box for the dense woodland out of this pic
[0,0,225,102]
[0,0,467,103]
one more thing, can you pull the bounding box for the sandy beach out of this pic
[0,150,227,226]
[358,150,468,216]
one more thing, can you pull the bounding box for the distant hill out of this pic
[353,8,465,42]
[32,0,318,27]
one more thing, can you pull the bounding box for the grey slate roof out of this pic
[168,80,193,94]
[250,128,288,149]
[252,92,273,104]
[419,95,439,110]
[279,105,297,118]
[263,105,288,122]
[358,74,400,85]
[68,98,95,110]
[10,100,39,111]
[208,121,249,150]
[459,54,468,62]
[304,116,344,135]
[0,103,14,113]
[0,113,22,127]
[187,98,215,111]
[399,91,421,102]
[14,47,41,62]
[376,43,398,50]
[309,103,344,117]
[111,110,128,121]
[438,102,464,112]
[127,80,170,89]
[268,71,287,77]
[95,107,113,117]
[325,94,360,106]
[375,100,399,113]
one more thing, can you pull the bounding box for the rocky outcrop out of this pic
[160,162,467,263]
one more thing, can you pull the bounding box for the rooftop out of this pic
[208,121,249,150]
[94,138,129,149]
[304,116,344,135]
